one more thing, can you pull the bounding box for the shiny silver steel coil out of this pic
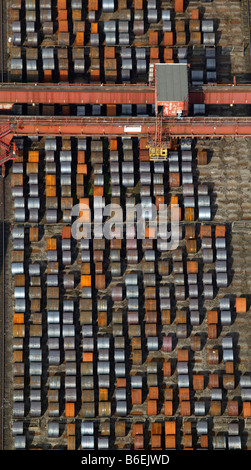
[12,421,24,435]
[27,32,38,47]
[182,173,193,184]
[181,161,192,173]
[26,21,35,33]
[223,348,234,362]
[163,20,172,32]
[220,297,230,310]
[216,272,228,287]
[202,237,212,249]
[11,262,24,276]
[12,227,24,239]
[202,20,214,32]
[131,376,142,388]
[177,324,187,338]
[194,401,206,416]
[136,59,147,74]
[199,207,211,221]
[105,32,116,45]
[97,336,110,350]
[12,21,21,33]
[183,184,194,196]
[27,197,40,210]
[202,248,214,263]
[135,48,146,60]
[104,20,116,33]
[162,9,171,21]
[48,422,60,438]
[65,388,77,402]
[147,337,158,351]
[169,161,179,172]
[48,338,59,350]
[46,209,57,223]
[184,196,195,208]
[222,336,233,349]
[13,197,25,209]
[13,389,24,402]
[190,310,200,325]
[211,388,223,400]
[115,363,126,377]
[228,436,241,450]
[81,436,95,450]
[181,150,192,161]
[198,195,210,207]
[47,324,60,337]
[14,208,25,222]
[12,187,24,198]
[196,421,208,435]
[29,337,40,349]
[14,436,26,450]
[98,375,110,388]
[14,299,26,312]
[116,401,127,416]
[204,285,214,299]
[47,250,57,261]
[102,0,114,12]
[128,298,139,310]
[177,362,188,374]
[48,376,61,389]
[114,349,125,362]
[111,263,121,277]
[215,260,227,272]
[29,362,42,375]
[119,33,129,45]
[118,21,129,33]
[216,249,227,261]
[29,184,39,197]
[13,403,25,417]
[29,173,38,184]
[203,272,213,284]
[197,184,209,196]
[133,20,144,36]
[178,374,189,388]
[148,9,158,23]
[13,162,23,173]
[215,237,226,249]
[90,33,99,46]
[63,312,74,325]
[29,209,38,223]
[203,32,215,45]
[98,438,109,450]
[12,33,22,46]
[63,300,74,312]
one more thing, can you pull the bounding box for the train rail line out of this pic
[0,0,5,449]
[0,175,5,450]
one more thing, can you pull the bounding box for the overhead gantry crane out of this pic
[1,63,251,166]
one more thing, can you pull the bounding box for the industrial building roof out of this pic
[156,63,189,103]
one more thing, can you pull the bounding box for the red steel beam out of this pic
[189,86,251,105]
[0,83,155,105]
[4,115,251,138]
[0,83,251,106]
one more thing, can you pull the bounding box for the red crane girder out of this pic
[3,115,251,138]
[0,83,251,106]
[0,83,155,106]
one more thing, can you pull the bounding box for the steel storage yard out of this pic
[0,0,251,453]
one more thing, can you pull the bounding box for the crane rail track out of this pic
[0,0,5,450]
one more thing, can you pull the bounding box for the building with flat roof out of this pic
[155,63,189,117]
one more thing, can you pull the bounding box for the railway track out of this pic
[0,0,5,449]
[0,175,4,450]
